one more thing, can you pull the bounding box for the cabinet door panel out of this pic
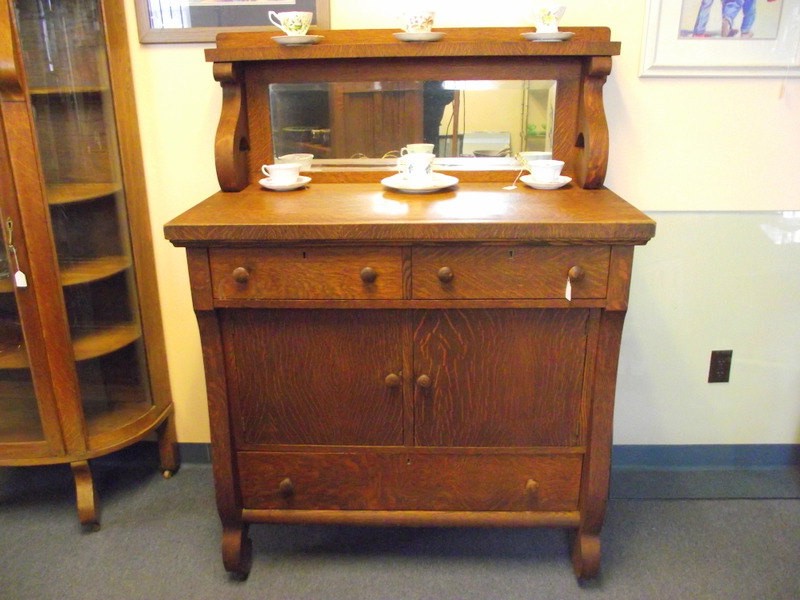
[414,309,588,447]
[222,309,404,446]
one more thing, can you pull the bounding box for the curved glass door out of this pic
[0,241,45,446]
[13,0,154,446]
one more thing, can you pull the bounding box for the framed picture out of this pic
[135,0,331,43]
[640,0,800,77]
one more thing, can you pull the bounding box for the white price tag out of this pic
[14,270,28,288]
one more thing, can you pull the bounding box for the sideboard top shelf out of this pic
[206,27,620,63]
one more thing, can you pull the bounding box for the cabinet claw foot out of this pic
[222,524,253,580]
[571,531,601,579]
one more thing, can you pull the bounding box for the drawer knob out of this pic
[278,477,294,498]
[568,265,585,282]
[360,266,378,284]
[232,267,250,284]
[416,374,432,388]
[437,266,454,283]
[525,478,540,499]
[384,373,401,388]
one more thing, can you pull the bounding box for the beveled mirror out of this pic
[268,80,556,169]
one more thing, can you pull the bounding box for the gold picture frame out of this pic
[134,0,330,43]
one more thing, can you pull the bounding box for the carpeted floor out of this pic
[1,448,798,600]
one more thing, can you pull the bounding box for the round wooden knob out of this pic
[384,373,401,388]
[416,374,432,388]
[437,266,454,283]
[360,266,378,284]
[278,477,294,498]
[568,266,585,282]
[232,267,250,284]
[525,479,539,500]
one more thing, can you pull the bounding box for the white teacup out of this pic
[269,11,313,36]
[527,159,564,182]
[531,3,566,34]
[398,152,435,181]
[401,10,435,34]
[518,151,553,169]
[400,143,435,155]
[261,162,301,185]
[278,153,313,171]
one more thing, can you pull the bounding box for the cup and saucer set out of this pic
[516,152,571,190]
[392,10,445,42]
[521,2,574,42]
[270,11,324,46]
[381,143,459,193]
[259,153,313,191]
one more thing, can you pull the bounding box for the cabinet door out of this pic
[6,0,156,450]
[414,309,590,447]
[221,309,404,446]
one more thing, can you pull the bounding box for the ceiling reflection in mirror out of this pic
[268,80,556,169]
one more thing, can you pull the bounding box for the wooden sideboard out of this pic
[165,27,655,579]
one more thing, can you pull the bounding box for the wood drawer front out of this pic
[209,247,404,300]
[238,452,582,512]
[411,246,610,299]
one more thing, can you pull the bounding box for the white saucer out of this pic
[273,35,324,46]
[520,31,574,42]
[381,173,459,193]
[393,32,446,42]
[259,175,311,191]
[520,174,571,190]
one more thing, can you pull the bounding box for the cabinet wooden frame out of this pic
[0,0,179,526]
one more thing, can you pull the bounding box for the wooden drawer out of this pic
[209,247,404,300]
[411,246,610,299]
[238,451,582,512]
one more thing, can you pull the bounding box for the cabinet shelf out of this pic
[60,256,131,287]
[29,84,109,96]
[46,182,121,205]
[0,322,141,370]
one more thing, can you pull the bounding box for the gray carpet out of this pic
[1,450,798,600]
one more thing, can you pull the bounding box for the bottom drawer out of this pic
[238,451,582,512]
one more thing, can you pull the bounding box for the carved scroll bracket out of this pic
[213,62,250,191]
[575,56,612,189]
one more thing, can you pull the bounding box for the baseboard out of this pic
[612,444,800,468]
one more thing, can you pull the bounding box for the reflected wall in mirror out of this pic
[269,80,556,166]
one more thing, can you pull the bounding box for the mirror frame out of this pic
[205,27,620,190]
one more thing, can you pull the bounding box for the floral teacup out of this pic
[531,3,566,34]
[269,11,313,36]
[402,10,435,34]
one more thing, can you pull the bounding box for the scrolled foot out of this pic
[222,523,253,579]
[571,531,601,579]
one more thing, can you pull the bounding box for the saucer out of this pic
[259,175,311,191]
[520,31,574,42]
[273,35,324,46]
[381,173,459,193]
[393,32,446,42]
[520,174,571,190]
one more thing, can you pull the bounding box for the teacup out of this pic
[278,153,313,171]
[400,143,435,155]
[398,152,435,181]
[531,3,566,33]
[401,10,435,34]
[518,151,553,169]
[527,159,564,182]
[261,162,301,185]
[269,11,313,36]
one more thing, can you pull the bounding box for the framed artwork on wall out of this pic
[641,0,800,77]
[135,0,331,43]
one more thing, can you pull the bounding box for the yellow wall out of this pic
[124,1,800,445]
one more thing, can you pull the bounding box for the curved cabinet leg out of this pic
[222,523,253,579]
[571,530,601,579]
[71,460,100,531]
[157,416,181,478]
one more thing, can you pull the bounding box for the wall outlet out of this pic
[708,350,733,383]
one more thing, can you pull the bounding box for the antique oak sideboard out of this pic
[164,27,655,579]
